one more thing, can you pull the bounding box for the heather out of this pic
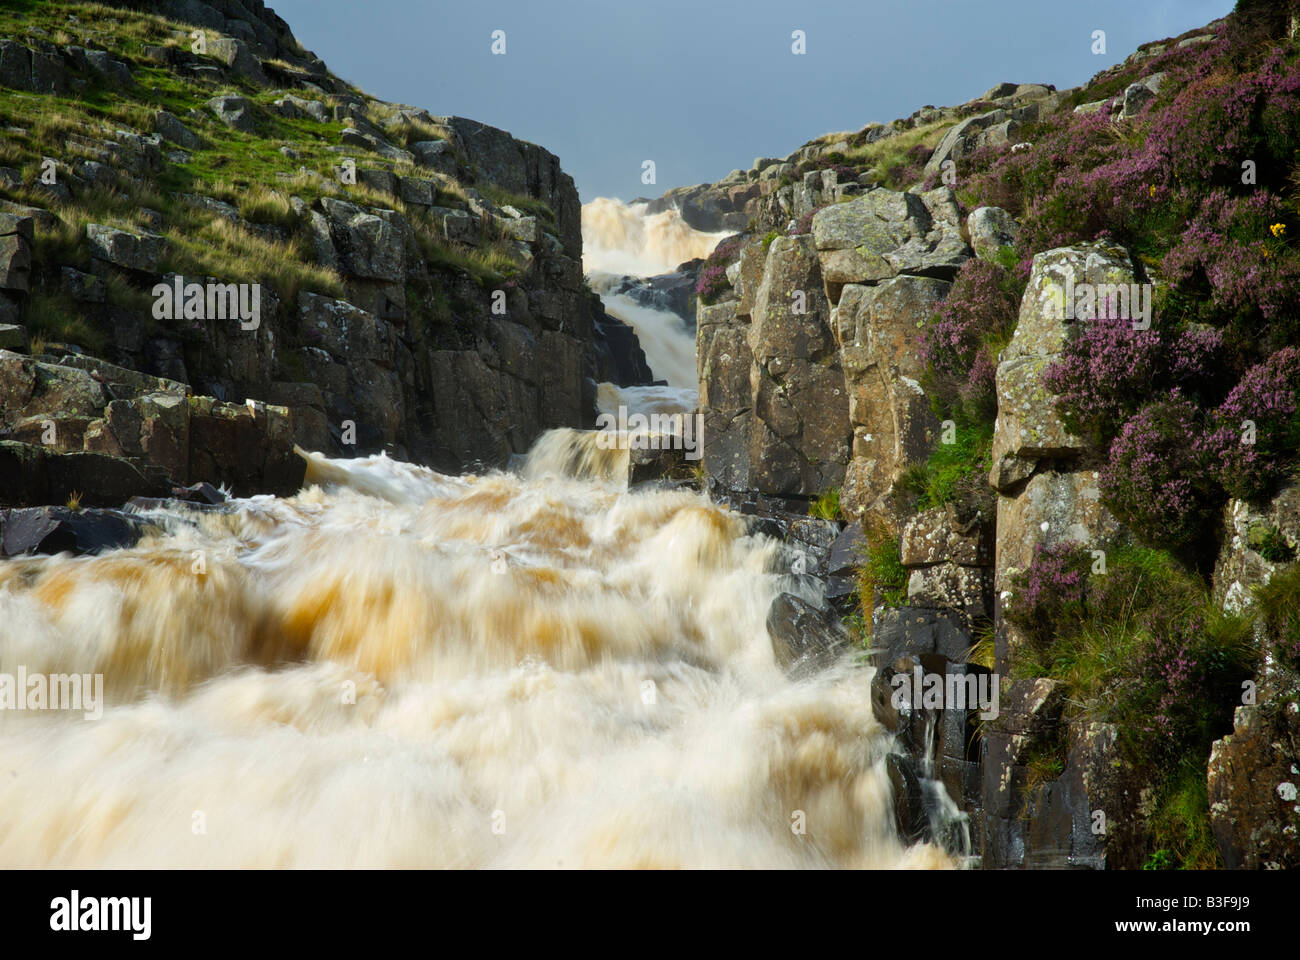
[1099,398,1223,549]
[695,238,740,305]
[1042,318,1224,445]
[944,7,1300,551]
[957,19,1300,362]
[918,257,1019,427]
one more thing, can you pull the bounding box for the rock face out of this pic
[699,187,973,511]
[990,242,1136,486]
[837,275,949,522]
[0,3,636,494]
[746,235,851,494]
[1207,694,1300,870]
[1212,482,1300,611]
[1207,481,1300,870]
[0,349,303,501]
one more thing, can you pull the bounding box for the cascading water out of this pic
[0,445,950,868]
[0,197,953,870]
[582,197,725,418]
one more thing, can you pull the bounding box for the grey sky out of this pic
[271,0,1234,202]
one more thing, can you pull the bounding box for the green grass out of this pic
[854,523,908,628]
[1144,760,1222,869]
[808,487,842,521]
[896,421,994,512]
[476,183,557,228]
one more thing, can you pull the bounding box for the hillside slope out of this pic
[670,1,1300,869]
[0,0,646,502]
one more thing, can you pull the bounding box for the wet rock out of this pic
[766,592,849,676]
[870,606,973,667]
[0,505,152,557]
[887,753,931,844]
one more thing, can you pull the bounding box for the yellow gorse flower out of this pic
[1148,185,1157,197]
[1270,222,1286,237]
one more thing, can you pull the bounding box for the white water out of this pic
[0,444,950,868]
[581,197,729,277]
[582,197,725,415]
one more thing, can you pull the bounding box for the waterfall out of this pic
[0,448,952,868]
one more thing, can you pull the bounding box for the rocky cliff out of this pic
[0,0,649,504]
[673,2,1300,870]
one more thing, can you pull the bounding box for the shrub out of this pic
[1203,347,1300,500]
[1043,318,1224,446]
[1100,398,1222,548]
[918,258,1018,425]
[695,238,741,305]
[1003,540,1092,642]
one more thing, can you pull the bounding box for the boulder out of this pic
[320,197,406,282]
[990,242,1135,475]
[207,94,255,132]
[154,110,203,150]
[86,223,163,272]
[924,110,1016,178]
[0,506,153,557]
[967,206,1019,262]
[208,37,267,85]
[765,592,849,676]
[811,187,968,297]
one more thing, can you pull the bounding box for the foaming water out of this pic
[600,292,698,391]
[581,197,728,277]
[0,445,950,869]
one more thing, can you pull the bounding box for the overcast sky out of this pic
[270,0,1234,202]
